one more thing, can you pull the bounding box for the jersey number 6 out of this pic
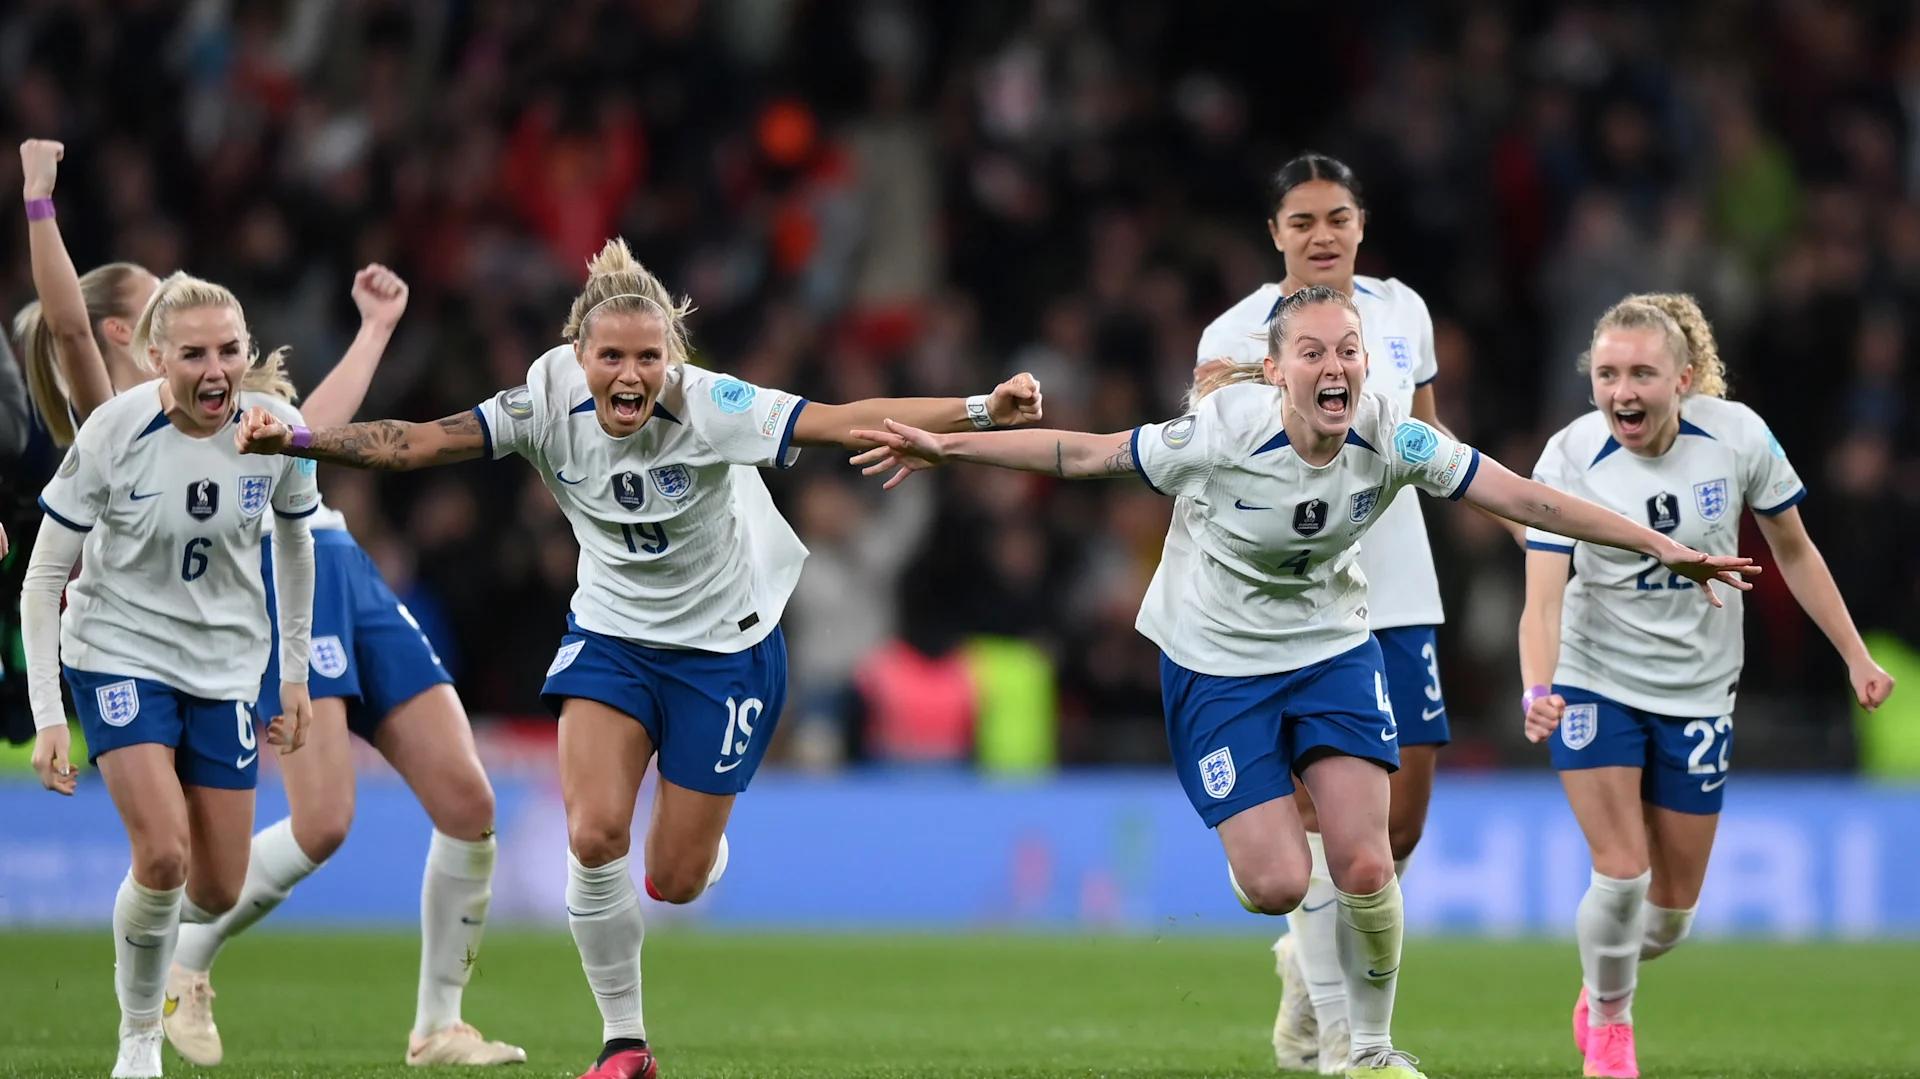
[181,537,212,582]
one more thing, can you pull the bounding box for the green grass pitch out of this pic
[1,932,1915,1077]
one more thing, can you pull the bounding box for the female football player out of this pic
[850,285,1757,1079]
[16,138,520,1067]
[1196,151,1459,1070]
[21,267,317,1078]
[234,236,1043,1079]
[1518,293,1893,1078]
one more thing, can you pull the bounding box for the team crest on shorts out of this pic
[1350,486,1382,523]
[96,680,140,728]
[311,635,349,679]
[1646,492,1680,534]
[650,465,693,501]
[1693,478,1729,522]
[186,479,219,520]
[1560,703,1598,750]
[1292,498,1330,536]
[612,472,646,510]
[1385,336,1412,371]
[239,475,272,517]
[1199,747,1237,799]
[547,640,586,676]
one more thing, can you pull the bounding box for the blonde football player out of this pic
[20,270,317,1078]
[851,285,1758,1079]
[1519,293,1894,1078]
[235,236,1043,1079]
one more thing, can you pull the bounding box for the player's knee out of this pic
[132,843,189,891]
[568,821,632,868]
[1234,865,1308,915]
[430,773,496,841]
[1590,850,1650,882]
[291,805,353,863]
[646,865,707,905]
[1329,848,1394,896]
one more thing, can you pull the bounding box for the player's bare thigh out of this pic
[1216,795,1312,915]
[373,683,496,842]
[98,744,193,890]
[1560,766,1651,879]
[1299,753,1394,895]
[558,697,654,868]
[183,784,256,913]
[279,697,357,861]
[1290,745,1437,862]
[1643,803,1718,908]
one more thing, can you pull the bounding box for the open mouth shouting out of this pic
[610,391,645,424]
[195,385,230,419]
[1315,385,1350,420]
[1612,406,1647,440]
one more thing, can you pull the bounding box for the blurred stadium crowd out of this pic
[3,0,1918,771]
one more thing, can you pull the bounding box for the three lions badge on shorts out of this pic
[1561,703,1598,750]
[1199,747,1236,799]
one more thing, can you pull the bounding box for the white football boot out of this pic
[161,965,223,1066]
[112,1022,164,1078]
[1271,934,1319,1071]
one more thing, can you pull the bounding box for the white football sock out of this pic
[1576,869,1650,1026]
[1393,854,1410,880]
[1641,901,1695,962]
[114,873,183,1028]
[567,852,646,1043]
[180,896,214,926]
[1288,831,1348,1020]
[173,817,319,973]
[414,831,497,1038]
[1336,876,1404,1058]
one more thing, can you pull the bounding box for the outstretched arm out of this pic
[1460,455,1759,606]
[849,420,1134,488]
[297,265,410,428]
[21,140,115,419]
[235,405,486,470]
[1755,506,1894,709]
[794,373,1043,449]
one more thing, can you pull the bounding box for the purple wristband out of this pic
[288,425,313,450]
[1521,683,1551,715]
[24,197,55,222]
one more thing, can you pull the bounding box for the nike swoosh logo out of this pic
[129,490,162,501]
[567,907,589,917]
[1421,706,1445,721]
[1701,775,1728,792]
[236,752,257,769]
[1233,498,1270,511]
[461,916,484,925]
[555,471,586,485]
[1380,728,1398,741]
[713,758,743,773]
[125,936,159,949]
[1301,899,1336,913]
[164,994,179,1016]
[1367,966,1399,979]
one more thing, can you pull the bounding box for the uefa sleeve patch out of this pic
[1393,421,1438,464]
[57,447,81,478]
[547,640,587,677]
[1161,414,1197,449]
[502,385,534,418]
[711,378,757,414]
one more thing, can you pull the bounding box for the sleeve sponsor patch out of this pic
[1393,421,1438,464]
[711,378,757,414]
[760,393,795,437]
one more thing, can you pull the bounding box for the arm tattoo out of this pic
[301,411,481,470]
[1055,440,1066,478]
[1101,437,1136,476]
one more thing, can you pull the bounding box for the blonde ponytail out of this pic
[1585,292,1728,399]
[562,237,695,364]
[11,262,148,446]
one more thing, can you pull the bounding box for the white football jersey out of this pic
[38,384,320,700]
[1196,276,1444,629]
[1133,384,1479,677]
[1527,396,1805,716]
[474,347,810,652]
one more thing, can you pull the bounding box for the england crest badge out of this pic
[239,475,272,518]
[1693,478,1729,522]
[1199,747,1237,799]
